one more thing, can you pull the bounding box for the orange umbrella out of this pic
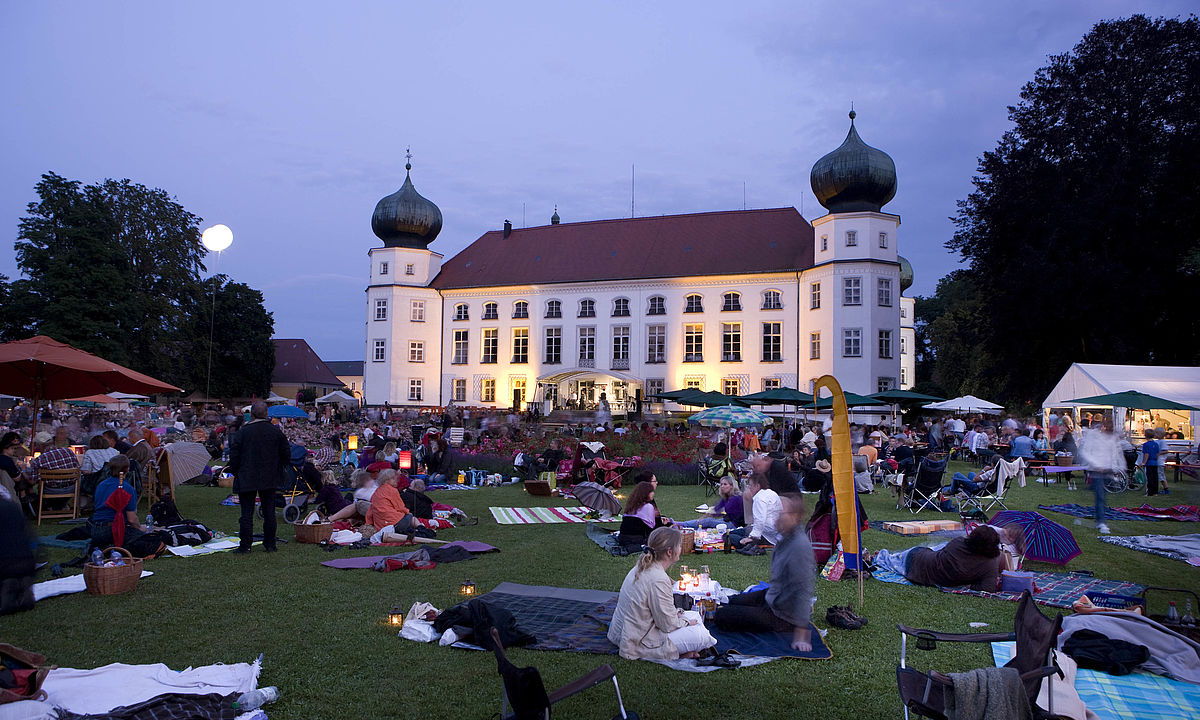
[0,335,182,445]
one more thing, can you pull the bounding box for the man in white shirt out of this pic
[970,426,994,461]
[800,427,819,448]
[727,473,781,550]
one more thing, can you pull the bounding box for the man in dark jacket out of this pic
[228,401,290,553]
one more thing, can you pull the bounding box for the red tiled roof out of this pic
[271,339,343,386]
[430,207,814,290]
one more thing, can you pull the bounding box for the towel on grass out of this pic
[38,659,259,716]
[1098,533,1200,566]
[945,667,1031,720]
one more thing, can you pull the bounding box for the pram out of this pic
[258,444,321,524]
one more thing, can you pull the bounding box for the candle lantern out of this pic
[388,606,404,627]
[347,435,359,451]
[461,578,476,596]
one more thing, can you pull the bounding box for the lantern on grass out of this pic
[347,435,359,451]
[388,606,404,627]
[461,578,476,596]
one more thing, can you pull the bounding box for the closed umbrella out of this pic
[571,481,621,517]
[103,483,133,548]
[162,441,213,484]
[686,405,773,428]
[989,510,1081,566]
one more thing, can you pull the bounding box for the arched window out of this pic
[453,303,469,321]
[647,296,666,315]
[762,290,782,310]
[721,292,741,311]
[482,302,499,320]
[512,300,529,319]
[545,299,562,318]
[684,294,704,313]
[612,298,630,317]
[578,299,596,318]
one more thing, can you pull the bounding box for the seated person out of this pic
[19,430,79,501]
[945,459,999,496]
[702,443,735,482]
[90,455,150,552]
[535,438,567,474]
[428,438,454,485]
[1009,432,1036,460]
[314,469,350,516]
[617,481,671,552]
[675,476,744,529]
[857,443,878,466]
[889,436,916,475]
[607,526,717,660]
[813,437,831,463]
[714,493,814,651]
[852,453,873,493]
[752,454,800,495]
[868,525,1002,592]
[399,477,434,520]
[727,472,781,549]
[1031,429,1050,460]
[380,442,400,467]
[326,469,376,523]
[364,470,416,543]
[803,459,831,493]
[80,434,118,492]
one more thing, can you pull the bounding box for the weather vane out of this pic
[405,146,413,171]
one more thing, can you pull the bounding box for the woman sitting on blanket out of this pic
[362,469,417,544]
[314,470,350,517]
[325,469,376,524]
[617,480,672,553]
[867,525,1004,592]
[607,526,717,660]
[675,476,744,529]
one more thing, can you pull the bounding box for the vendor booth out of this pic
[1041,363,1200,442]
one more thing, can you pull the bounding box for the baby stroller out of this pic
[257,444,321,524]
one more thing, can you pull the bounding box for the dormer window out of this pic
[579,299,596,318]
[545,300,562,318]
[762,290,782,310]
[612,298,630,317]
[721,292,741,312]
[454,303,469,321]
[684,294,703,313]
[647,296,666,315]
[482,302,499,320]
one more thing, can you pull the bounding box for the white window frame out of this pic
[409,341,424,363]
[762,290,782,310]
[684,294,704,313]
[820,235,828,252]
[379,262,389,275]
[374,299,388,321]
[545,299,562,319]
[878,329,893,359]
[843,328,862,358]
[846,230,857,247]
[513,300,529,319]
[579,299,596,318]
[810,282,821,310]
[843,277,862,306]
[372,339,386,362]
[878,278,893,307]
[410,300,425,322]
[721,292,742,312]
[762,321,782,362]
[511,328,529,364]
[684,323,704,362]
[544,327,562,364]
[454,303,469,321]
[810,332,820,360]
[481,378,496,403]
[877,377,896,394]
[721,322,741,362]
[763,377,782,391]
[879,232,888,249]
[408,378,423,402]
[452,378,466,402]
[481,328,498,364]
[647,324,666,363]
[482,302,499,320]
[452,330,468,365]
[647,296,666,316]
[722,378,741,396]
[612,325,630,361]
[578,327,595,361]
[405,263,415,276]
[612,298,630,317]
[646,378,665,400]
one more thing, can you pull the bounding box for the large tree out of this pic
[185,275,276,398]
[3,172,275,397]
[933,14,1200,406]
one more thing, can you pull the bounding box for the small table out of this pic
[1038,465,1085,489]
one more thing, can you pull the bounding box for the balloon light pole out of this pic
[201,224,233,403]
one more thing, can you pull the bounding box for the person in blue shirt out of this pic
[91,455,148,550]
[1009,432,1036,460]
[1138,433,1161,496]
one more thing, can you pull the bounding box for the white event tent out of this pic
[923,395,1004,415]
[1042,363,1200,439]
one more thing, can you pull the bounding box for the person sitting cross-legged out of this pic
[675,476,744,529]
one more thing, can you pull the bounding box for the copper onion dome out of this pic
[371,160,443,248]
[810,110,897,214]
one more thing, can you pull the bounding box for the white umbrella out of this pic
[923,394,1004,414]
[162,441,213,484]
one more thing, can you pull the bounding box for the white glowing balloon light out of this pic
[201,224,233,252]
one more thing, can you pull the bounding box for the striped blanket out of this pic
[1039,503,1200,522]
[490,506,591,524]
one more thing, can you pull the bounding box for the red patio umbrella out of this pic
[0,335,183,445]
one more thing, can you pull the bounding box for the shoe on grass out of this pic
[1098,523,1111,535]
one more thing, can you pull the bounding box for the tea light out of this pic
[388,606,404,627]
[461,578,476,596]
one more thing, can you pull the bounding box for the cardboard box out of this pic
[882,520,964,535]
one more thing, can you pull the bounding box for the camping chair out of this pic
[490,628,636,720]
[896,590,1063,720]
[36,467,81,525]
[695,452,721,497]
[958,458,1020,515]
[901,456,947,514]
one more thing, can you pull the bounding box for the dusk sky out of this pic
[2,2,1187,362]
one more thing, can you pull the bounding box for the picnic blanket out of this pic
[1098,533,1200,566]
[490,506,592,524]
[585,523,630,556]
[1039,503,1200,522]
[993,641,1200,720]
[321,541,498,569]
[35,536,91,550]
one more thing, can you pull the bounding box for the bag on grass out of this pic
[0,643,52,704]
[160,522,213,546]
[150,497,185,526]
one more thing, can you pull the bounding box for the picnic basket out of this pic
[294,522,334,544]
[83,547,142,595]
[1055,454,1074,466]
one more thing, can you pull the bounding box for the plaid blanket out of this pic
[993,641,1200,720]
[1039,503,1165,522]
[585,523,631,556]
[949,571,1144,609]
[490,506,591,524]
[1099,534,1200,566]
[1117,504,1200,521]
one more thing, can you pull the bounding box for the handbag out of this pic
[0,644,53,704]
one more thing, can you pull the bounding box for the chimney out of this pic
[503,220,512,238]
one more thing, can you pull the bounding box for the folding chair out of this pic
[896,591,1063,720]
[490,627,637,720]
[695,453,721,497]
[958,458,1021,515]
[900,456,946,514]
[36,467,81,525]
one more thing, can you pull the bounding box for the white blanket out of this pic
[32,571,153,602]
[39,658,260,714]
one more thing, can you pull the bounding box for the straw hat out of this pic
[816,460,831,473]
[33,431,53,445]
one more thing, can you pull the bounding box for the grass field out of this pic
[11,463,1199,720]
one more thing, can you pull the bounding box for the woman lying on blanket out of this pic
[675,476,744,529]
[607,526,717,660]
[867,525,1005,592]
[617,480,673,553]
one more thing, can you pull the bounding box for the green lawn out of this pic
[11,463,1199,719]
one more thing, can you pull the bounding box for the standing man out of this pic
[1078,420,1123,535]
[227,401,289,553]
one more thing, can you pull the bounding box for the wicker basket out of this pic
[294,522,334,544]
[1055,454,1075,466]
[83,547,142,595]
[681,530,695,555]
[217,475,233,488]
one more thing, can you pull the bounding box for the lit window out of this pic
[513,301,529,319]
[843,329,862,357]
[452,331,468,365]
[544,327,562,364]
[481,329,497,363]
[878,278,892,307]
[647,296,666,315]
[879,232,888,249]
[762,290,782,310]
[810,332,820,360]
[374,299,388,321]
[481,378,496,402]
[512,378,526,407]
[579,299,595,318]
[578,327,595,361]
[878,330,893,359]
[613,298,630,317]
[545,300,562,318]
[647,325,665,363]
[762,322,782,362]
[722,323,741,362]
[684,295,704,313]
[646,378,664,399]
[684,324,704,362]
[454,304,469,321]
[380,262,389,275]
[373,339,386,362]
[843,277,862,306]
[452,379,466,402]
[511,328,528,363]
[405,264,415,276]
[409,341,424,363]
[721,292,741,312]
[810,283,821,310]
[684,376,704,390]
[410,300,425,322]
[613,326,630,361]
[846,230,857,247]
[408,379,423,402]
[722,378,741,396]
[482,302,499,320]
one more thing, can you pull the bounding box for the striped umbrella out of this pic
[686,405,773,428]
[989,510,1081,566]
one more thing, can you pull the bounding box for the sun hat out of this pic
[816,460,831,473]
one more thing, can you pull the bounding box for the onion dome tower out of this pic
[898,255,914,291]
[810,110,897,213]
[371,158,443,248]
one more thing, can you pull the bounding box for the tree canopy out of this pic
[918,15,1200,407]
[3,172,275,398]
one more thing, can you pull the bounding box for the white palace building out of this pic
[362,112,916,410]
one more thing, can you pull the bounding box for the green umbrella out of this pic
[653,388,703,401]
[676,390,751,408]
[739,387,814,404]
[65,400,100,407]
[809,392,881,409]
[1063,390,1199,412]
[131,400,156,407]
[686,405,773,428]
[869,389,944,403]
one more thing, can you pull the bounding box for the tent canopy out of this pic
[1043,363,1200,410]
[923,395,1004,414]
[315,390,358,405]
[1064,390,1199,412]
